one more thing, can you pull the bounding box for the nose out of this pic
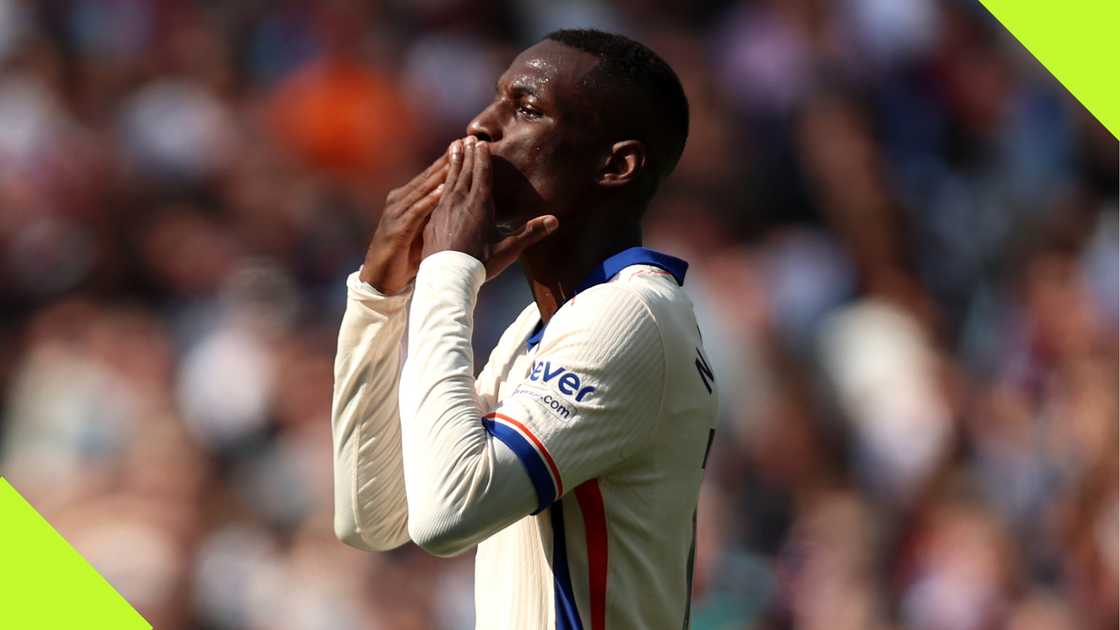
[466,104,501,143]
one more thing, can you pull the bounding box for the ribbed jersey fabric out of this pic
[331,249,719,629]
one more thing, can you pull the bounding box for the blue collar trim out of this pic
[526,247,688,348]
[577,246,688,293]
[527,320,546,347]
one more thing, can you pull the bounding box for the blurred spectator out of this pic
[268,2,418,185]
[118,78,237,182]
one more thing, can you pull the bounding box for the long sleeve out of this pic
[400,251,664,557]
[331,271,412,551]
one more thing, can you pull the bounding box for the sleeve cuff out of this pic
[415,250,486,295]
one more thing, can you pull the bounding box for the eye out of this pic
[517,104,542,119]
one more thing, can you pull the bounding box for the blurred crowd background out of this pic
[0,0,1116,628]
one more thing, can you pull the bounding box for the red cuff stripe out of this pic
[575,480,608,630]
[485,412,565,497]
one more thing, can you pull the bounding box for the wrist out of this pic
[358,260,402,295]
[358,267,387,290]
[358,263,387,289]
[349,268,412,300]
[359,240,401,289]
[357,267,412,296]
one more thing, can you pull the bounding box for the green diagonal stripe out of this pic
[979,0,1119,139]
[0,478,150,629]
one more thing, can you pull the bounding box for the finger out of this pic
[398,162,448,210]
[472,141,492,201]
[408,218,428,269]
[392,152,448,203]
[443,139,465,191]
[485,215,560,280]
[454,137,476,196]
[427,151,450,174]
[409,152,449,187]
[403,184,444,229]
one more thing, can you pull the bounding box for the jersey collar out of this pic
[576,246,688,293]
[527,247,688,348]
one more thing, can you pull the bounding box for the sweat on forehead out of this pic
[503,41,643,139]
[538,28,691,179]
[503,41,602,99]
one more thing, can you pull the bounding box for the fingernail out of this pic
[464,136,477,146]
[435,184,445,192]
[542,216,559,232]
[451,140,462,155]
[477,141,487,150]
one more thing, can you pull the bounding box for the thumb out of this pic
[485,215,559,280]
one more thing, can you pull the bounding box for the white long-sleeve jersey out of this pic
[332,247,718,629]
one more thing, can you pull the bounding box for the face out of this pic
[466,40,603,233]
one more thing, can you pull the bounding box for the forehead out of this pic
[500,40,601,106]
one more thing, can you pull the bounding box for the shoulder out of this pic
[538,281,665,373]
[510,301,541,332]
[552,260,699,329]
[489,301,540,354]
[615,264,694,311]
[554,281,658,334]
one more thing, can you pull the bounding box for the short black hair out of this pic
[545,29,689,191]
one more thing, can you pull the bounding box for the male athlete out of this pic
[331,29,718,629]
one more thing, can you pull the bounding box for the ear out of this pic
[597,140,646,188]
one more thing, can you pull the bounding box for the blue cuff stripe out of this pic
[482,419,555,514]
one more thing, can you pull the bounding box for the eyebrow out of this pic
[496,79,542,100]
